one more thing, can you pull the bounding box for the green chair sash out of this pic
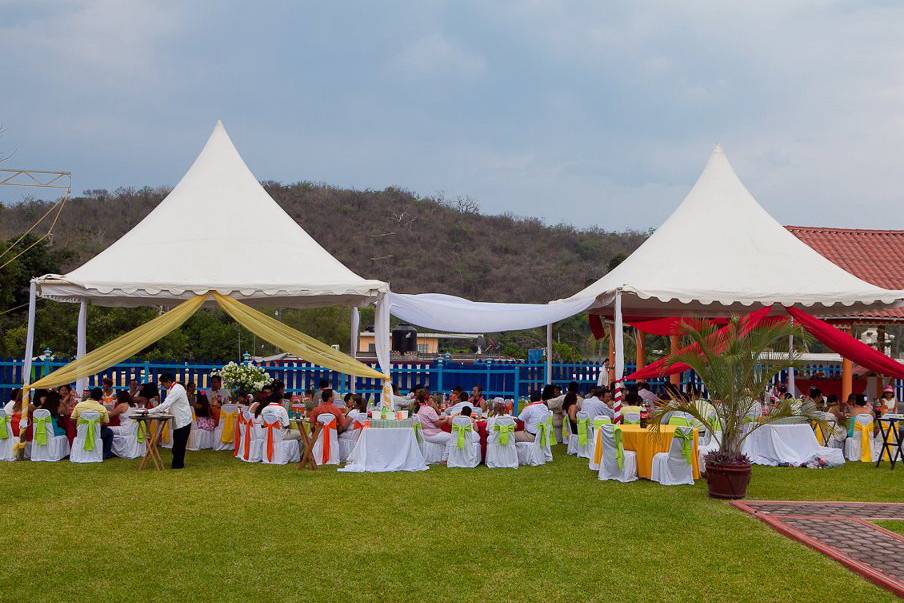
[593,416,611,428]
[411,421,422,442]
[546,416,557,445]
[536,421,551,448]
[613,426,625,471]
[33,416,51,446]
[452,422,473,450]
[493,422,515,446]
[78,416,100,451]
[0,414,9,440]
[668,416,692,427]
[577,418,590,447]
[136,421,145,444]
[672,427,694,466]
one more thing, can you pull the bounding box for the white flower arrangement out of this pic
[211,361,272,396]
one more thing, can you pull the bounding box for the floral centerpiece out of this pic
[212,361,272,400]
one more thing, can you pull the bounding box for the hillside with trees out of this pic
[0,183,648,361]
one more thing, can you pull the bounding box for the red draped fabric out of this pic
[588,314,606,339]
[786,307,904,379]
[622,307,776,381]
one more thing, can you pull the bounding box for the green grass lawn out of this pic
[0,447,901,602]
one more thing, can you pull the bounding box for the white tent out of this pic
[561,145,904,396]
[25,121,391,390]
[564,145,903,318]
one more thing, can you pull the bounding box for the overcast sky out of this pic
[2,1,903,230]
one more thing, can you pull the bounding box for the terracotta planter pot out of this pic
[705,461,752,499]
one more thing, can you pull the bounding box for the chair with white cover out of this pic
[70,411,103,463]
[597,424,637,483]
[446,416,480,468]
[416,417,450,464]
[844,415,879,462]
[110,409,146,459]
[651,426,695,485]
[697,425,721,474]
[339,414,367,462]
[187,416,215,451]
[517,412,554,466]
[568,411,594,459]
[236,411,260,462]
[260,407,300,465]
[311,414,340,466]
[213,404,240,451]
[0,410,17,462]
[29,409,70,462]
[588,416,612,471]
[665,412,694,427]
[486,416,518,469]
[814,412,844,449]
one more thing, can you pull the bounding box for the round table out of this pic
[618,425,700,480]
[338,427,428,473]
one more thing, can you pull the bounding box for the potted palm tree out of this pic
[649,315,830,499]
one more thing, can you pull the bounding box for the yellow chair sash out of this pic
[855,420,873,463]
[219,410,238,444]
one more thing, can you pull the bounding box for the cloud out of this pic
[388,32,487,79]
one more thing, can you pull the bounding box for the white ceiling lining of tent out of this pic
[34,121,387,309]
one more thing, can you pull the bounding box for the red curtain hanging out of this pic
[588,314,606,340]
[627,316,728,337]
[785,307,904,379]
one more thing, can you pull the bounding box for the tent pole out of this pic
[613,289,624,422]
[545,323,553,385]
[607,323,616,384]
[22,281,37,389]
[841,323,853,401]
[634,328,645,371]
[76,299,88,395]
[374,295,392,405]
[669,335,681,387]
[787,330,796,397]
[349,307,360,393]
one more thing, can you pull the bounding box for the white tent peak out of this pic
[565,146,904,316]
[35,121,388,307]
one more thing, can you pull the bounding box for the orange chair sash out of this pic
[263,419,281,462]
[321,418,337,464]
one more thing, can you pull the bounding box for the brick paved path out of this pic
[733,500,904,598]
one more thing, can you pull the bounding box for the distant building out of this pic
[357,331,481,355]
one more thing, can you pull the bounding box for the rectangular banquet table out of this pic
[338,427,428,473]
[619,425,700,479]
[741,423,833,466]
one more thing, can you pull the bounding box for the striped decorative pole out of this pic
[613,288,625,423]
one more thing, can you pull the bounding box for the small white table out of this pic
[742,423,841,466]
[338,427,428,473]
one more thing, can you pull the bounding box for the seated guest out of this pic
[544,383,576,440]
[206,375,230,422]
[809,387,826,411]
[260,392,299,440]
[341,395,368,439]
[271,380,288,405]
[193,393,217,432]
[318,379,343,408]
[460,406,473,419]
[303,389,316,413]
[448,396,476,416]
[414,389,452,447]
[878,386,898,415]
[580,388,615,421]
[57,384,79,416]
[108,390,135,427]
[71,387,114,459]
[515,390,548,442]
[38,391,67,438]
[637,381,658,406]
[5,390,25,437]
[619,392,644,416]
[135,382,159,408]
[468,385,486,413]
[391,384,410,410]
[846,394,873,437]
[128,378,140,399]
[186,381,198,405]
[250,389,272,420]
[308,389,346,431]
[100,377,116,407]
[562,389,580,434]
[491,399,509,417]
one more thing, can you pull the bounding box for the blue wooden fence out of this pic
[4,357,901,409]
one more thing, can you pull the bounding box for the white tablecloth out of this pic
[742,423,843,466]
[338,427,429,473]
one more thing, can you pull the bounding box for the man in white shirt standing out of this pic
[150,373,193,469]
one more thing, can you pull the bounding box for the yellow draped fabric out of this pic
[18,292,393,455]
[212,293,389,382]
[219,409,238,444]
[854,421,873,463]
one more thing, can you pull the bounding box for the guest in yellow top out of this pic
[71,387,114,459]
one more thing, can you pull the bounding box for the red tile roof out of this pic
[786,226,904,322]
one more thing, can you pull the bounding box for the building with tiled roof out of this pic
[786,226,904,323]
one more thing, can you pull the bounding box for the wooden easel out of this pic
[296,420,321,470]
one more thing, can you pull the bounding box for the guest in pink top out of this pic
[414,390,452,447]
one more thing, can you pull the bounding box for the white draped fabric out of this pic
[339,427,428,473]
[387,292,595,333]
[742,423,844,466]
